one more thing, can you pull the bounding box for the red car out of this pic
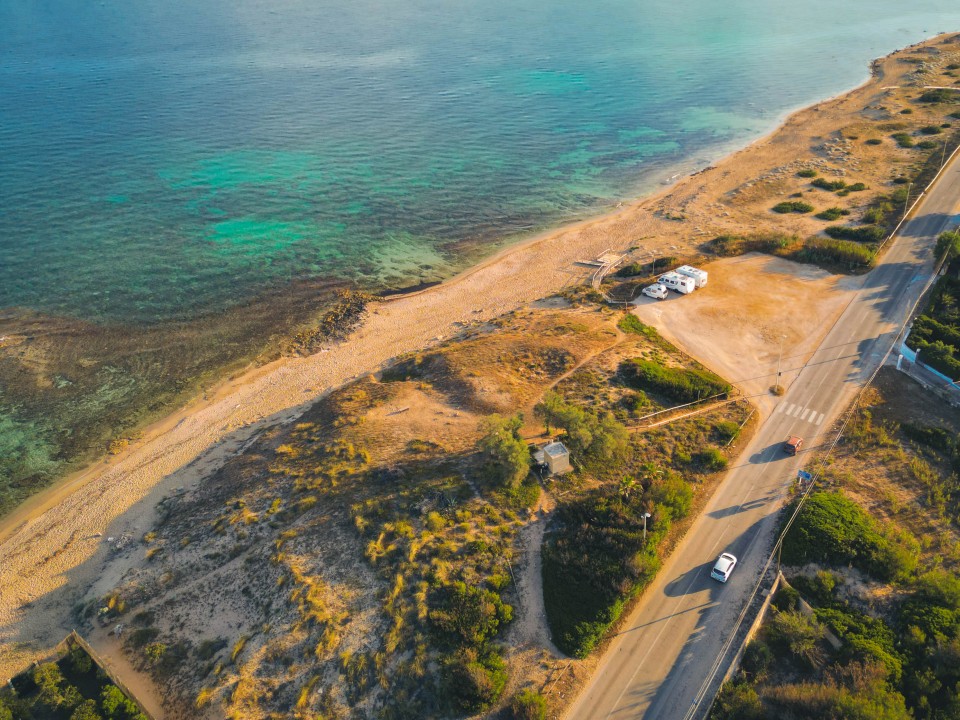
[783,435,803,455]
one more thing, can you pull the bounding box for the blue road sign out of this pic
[797,470,813,482]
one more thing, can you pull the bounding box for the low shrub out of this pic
[824,225,885,243]
[713,420,741,444]
[510,689,547,720]
[865,138,883,145]
[846,182,867,192]
[920,124,943,134]
[772,201,814,214]
[442,648,508,712]
[815,207,849,221]
[812,178,847,191]
[693,448,728,472]
[797,169,818,178]
[892,133,915,148]
[917,140,938,150]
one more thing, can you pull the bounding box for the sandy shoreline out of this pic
[2,30,959,686]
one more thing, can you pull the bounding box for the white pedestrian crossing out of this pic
[775,402,826,426]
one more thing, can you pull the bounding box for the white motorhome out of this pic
[675,265,708,288]
[658,272,696,294]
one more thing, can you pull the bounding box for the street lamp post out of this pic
[642,512,651,542]
[903,181,912,219]
[776,334,786,390]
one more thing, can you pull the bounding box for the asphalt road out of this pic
[565,154,960,720]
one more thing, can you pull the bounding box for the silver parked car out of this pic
[641,283,668,300]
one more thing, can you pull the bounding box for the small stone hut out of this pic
[541,441,572,475]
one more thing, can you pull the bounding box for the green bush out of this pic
[815,207,849,221]
[772,201,814,214]
[865,138,883,145]
[710,682,764,719]
[510,689,547,720]
[916,140,937,150]
[824,225,885,243]
[846,182,867,192]
[812,178,847,191]
[621,359,731,404]
[815,606,902,683]
[781,491,918,581]
[920,125,943,134]
[917,340,960,380]
[429,581,512,647]
[892,133,915,148]
[442,648,507,712]
[713,420,741,444]
[797,169,818,178]
[693,448,728,472]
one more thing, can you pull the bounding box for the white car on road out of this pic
[711,553,737,583]
[641,283,668,300]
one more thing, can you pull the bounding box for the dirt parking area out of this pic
[631,253,865,416]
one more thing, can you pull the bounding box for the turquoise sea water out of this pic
[2,1,960,324]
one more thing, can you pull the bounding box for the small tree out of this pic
[936,230,960,264]
[33,662,66,707]
[477,414,529,489]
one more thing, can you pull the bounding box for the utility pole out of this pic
[903,181,912,219]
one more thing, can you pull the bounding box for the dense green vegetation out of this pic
[824,225,886,243]
[620,359,732,404]
[907,270,960,381]
[0,645,146,720]
[796,237,876,268]
[797,168,818,178]
[543,478,678,656]
[781,491,919,581]
[811,178,848,191]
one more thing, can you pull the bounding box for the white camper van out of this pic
[675,265,708,288]
[658,272,696,294]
